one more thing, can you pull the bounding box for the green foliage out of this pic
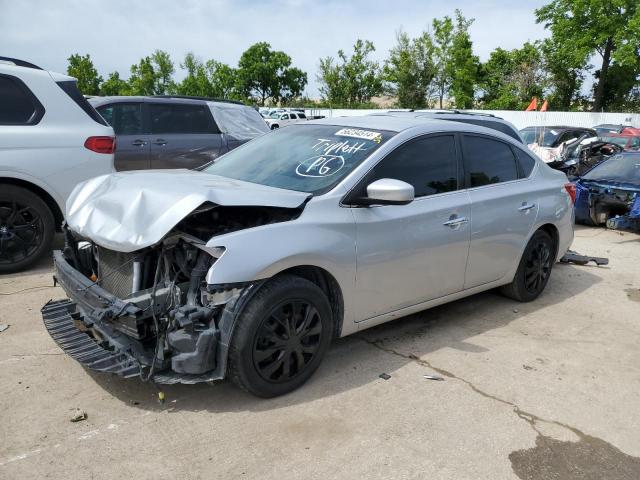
[317,39,383,107]
[536,0,640,111]
[383,31,436,108]
[175,53,241,99]
[449,11,479,109]
[128,50,176,95]
[237,42,307,105]
[66,54,102,95]
[99,72,129,96]
[431,15,455,108]
[479,42,546,110]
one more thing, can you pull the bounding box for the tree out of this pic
[540,38,587,111]
[536,0,640,111]
[150,50,175,95]
[176,53,211,97]
[128,50,175,95]
[317,39,383,107]
[100,72,129,96]
[383,30,436,108]
[431,15,454,108]
[237,42,307,105]
[449,11,479,109]
[479,42,547,110]
[66,53,102,95]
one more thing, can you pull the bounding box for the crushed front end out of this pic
[42,224,256,384]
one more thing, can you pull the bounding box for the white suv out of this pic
[0,57,115,273]
[264,111,307,130]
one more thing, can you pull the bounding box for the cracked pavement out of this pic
[1,225,640,480]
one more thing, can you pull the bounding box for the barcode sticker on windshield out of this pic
[335,128,382,143]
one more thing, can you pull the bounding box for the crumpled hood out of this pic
[66,169,310,252]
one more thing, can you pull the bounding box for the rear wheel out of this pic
[500,230,555,302]
[228,274,333,397]
[271,124,279,130]
[0,185,55,274]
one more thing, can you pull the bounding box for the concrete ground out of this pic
[1,225,639,480]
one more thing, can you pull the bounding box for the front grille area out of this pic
[97,247,135,299]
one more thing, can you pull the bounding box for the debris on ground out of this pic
[560,250,609,266]
[70,408,87,422]
[379,373,391,380]
[423,375,445,381]
[0,324,9,333]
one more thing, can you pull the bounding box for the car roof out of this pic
[521,125,595,131]
[307,115,524,142]
[88,95,246,107]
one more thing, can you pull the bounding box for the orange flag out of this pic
[540,100,549,112]
[525,97,538,111]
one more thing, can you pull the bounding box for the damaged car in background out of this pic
[575,152,640,233]
[521,125,623,176]
[43,116,574,397]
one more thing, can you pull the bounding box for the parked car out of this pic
[597,130,640,151]
[574,152,640,230]
[593,123,633,136]
[520,126,597,149]
[43,116,574,397]
[88,96,269,171]
[264,111,307,130]
[375,110,523,143]
[0,57,115,273]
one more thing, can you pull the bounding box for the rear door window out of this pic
[149,103,217,134]
[362,134,459,198]
[462,135,519,187]
[0,75,44,125]
[96,103,143,135]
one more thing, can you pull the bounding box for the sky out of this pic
[0,0,551,96]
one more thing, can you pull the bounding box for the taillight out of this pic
[84,136,115,154]
[564,183,577,204]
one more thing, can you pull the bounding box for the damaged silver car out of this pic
[42,116,574,397]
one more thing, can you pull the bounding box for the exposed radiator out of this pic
[97,247,136,299]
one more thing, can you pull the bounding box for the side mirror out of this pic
[361,178,415,206]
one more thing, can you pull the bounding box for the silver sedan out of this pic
[44,116,574,397]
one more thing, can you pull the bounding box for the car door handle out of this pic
[153,139,167,146]
[443,216,469,227]
[518,203,536,212]
[131,139,147,146]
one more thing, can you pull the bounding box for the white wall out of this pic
[305,108,640,130]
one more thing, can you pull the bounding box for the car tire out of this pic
[500,230,555,302]
[271,124,279,130]
[228,274,333,397]
[0,185,55,274]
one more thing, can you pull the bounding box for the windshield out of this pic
[204,124,395,194]
[582,153,640,184]
[520,128,559,146]
[268,112,282,119]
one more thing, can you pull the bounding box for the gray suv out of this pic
[89,96,269,171]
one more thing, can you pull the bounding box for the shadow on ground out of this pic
[85,261,602,414]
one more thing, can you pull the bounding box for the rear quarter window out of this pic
[0,74,44,125]
[512,147,537,178]
[56,81,108,126]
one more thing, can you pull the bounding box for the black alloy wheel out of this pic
[253,300,323,383]
[500,229,555,302]
[523,238,553,294]
[228,274,333,397]
[0,186,54,273]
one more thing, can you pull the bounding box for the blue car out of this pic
[575,152,640,231]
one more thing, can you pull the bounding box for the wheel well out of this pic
[0,178,64,231]
[537,223,559,258]
[276,266,345,339]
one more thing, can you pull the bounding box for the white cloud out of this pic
[0,0,549,95]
